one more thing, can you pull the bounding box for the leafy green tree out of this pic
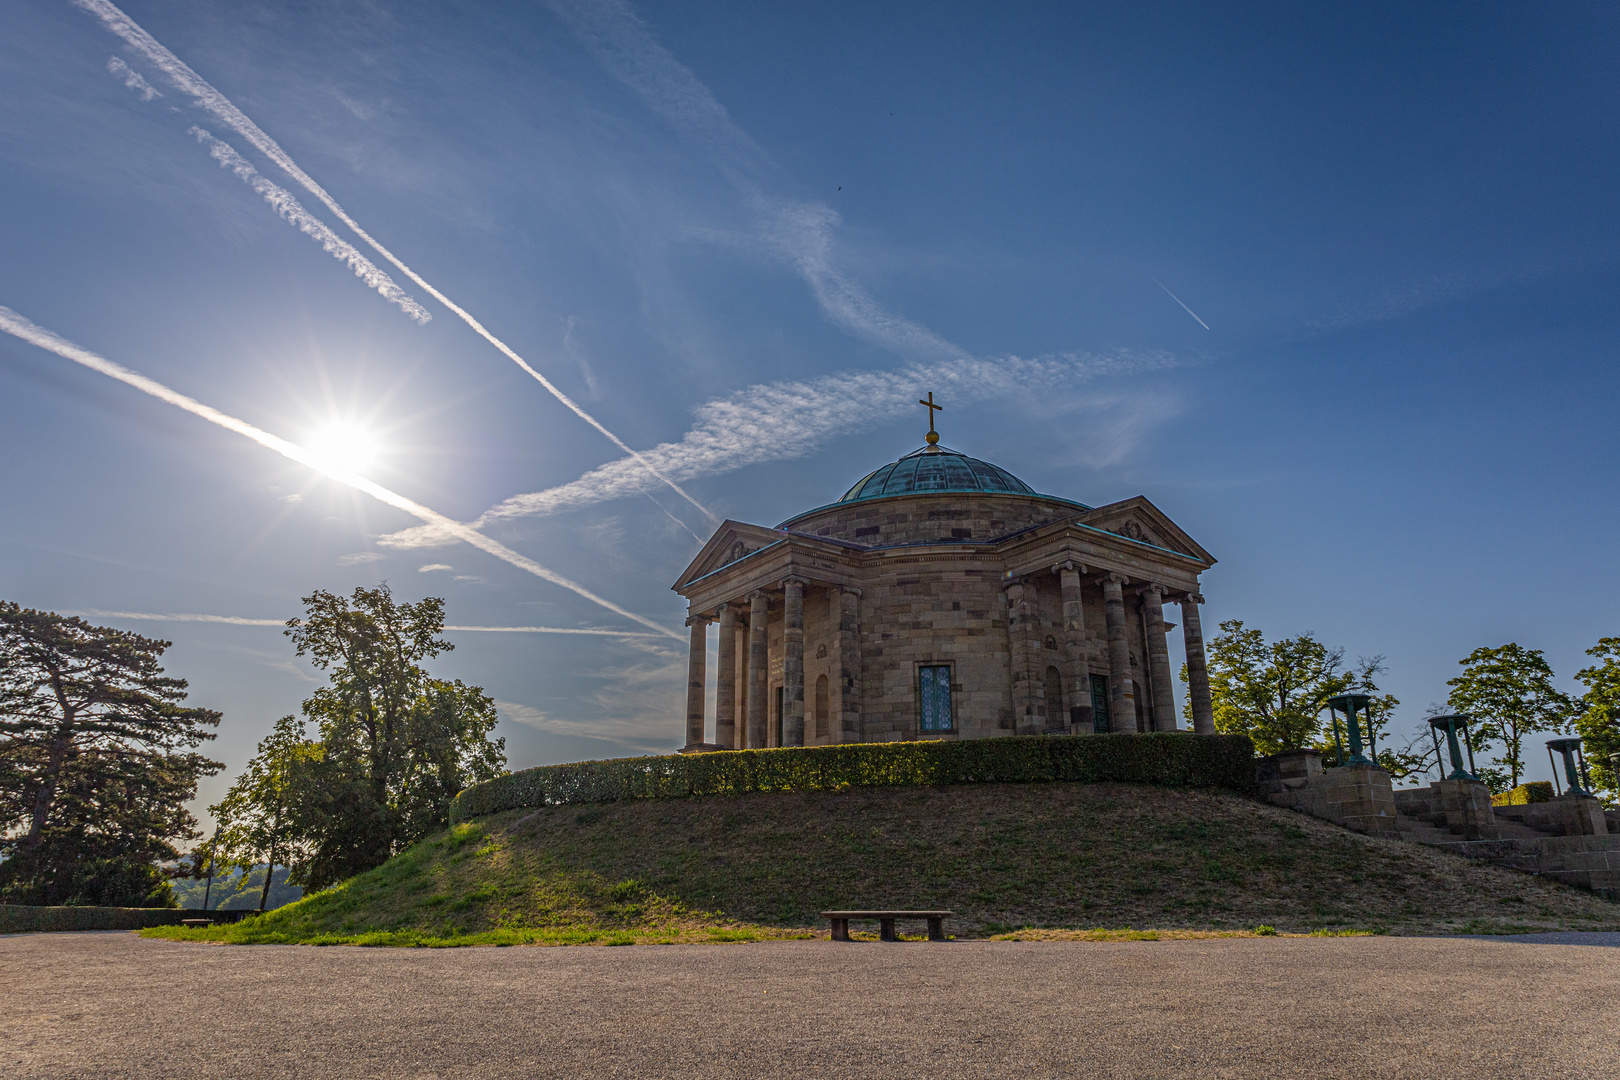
[1203,620,1354,755]
[0,603,221,905]
[1574,638,1620,803]
[210,715,318,910]
[215,585,506,892]
[1446,643,1573,791]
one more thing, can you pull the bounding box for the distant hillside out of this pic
[170,866,302,912]
[149,783,1620,946]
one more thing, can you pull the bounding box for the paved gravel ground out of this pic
[5,932,1620,1079]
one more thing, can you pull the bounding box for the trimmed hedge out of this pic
[0,905,259,933]
[1493,781,1555,807]
[449,732,1256,823]
[1,904,187,933]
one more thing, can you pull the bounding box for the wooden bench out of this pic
[821,910,952,942]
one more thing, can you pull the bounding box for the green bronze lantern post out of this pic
[1325,693,1373,767]
[1546,737,1591,797]
[1428,714,1478,782]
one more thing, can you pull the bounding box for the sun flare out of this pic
[306,421,379,478]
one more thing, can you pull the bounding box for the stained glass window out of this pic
[919,665,953,731]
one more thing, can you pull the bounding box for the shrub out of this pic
[1492,781,1555,807]
[450,732,1256,823]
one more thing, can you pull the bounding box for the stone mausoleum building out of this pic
[673,404,1217,750]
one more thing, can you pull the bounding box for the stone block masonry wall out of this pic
[859,555,1013,740]
[1266,757,1400,838]
[1494,795,1610,837]
[789,493,1082,549]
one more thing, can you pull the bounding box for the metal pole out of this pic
[1548,744,1561,796]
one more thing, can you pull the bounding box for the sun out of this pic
[306,421,379,478]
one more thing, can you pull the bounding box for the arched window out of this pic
[815,674,830,739]
[1044,666,1064,722]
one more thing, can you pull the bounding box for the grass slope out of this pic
[148,783,1620,946]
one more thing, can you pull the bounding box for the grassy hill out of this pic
[148,782,1620,946]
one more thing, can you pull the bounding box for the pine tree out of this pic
[0,603,221,905]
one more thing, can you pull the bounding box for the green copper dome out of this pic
[838,445,1038,503]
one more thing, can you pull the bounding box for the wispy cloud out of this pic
[418,563,453,573]
[338,551,383,565]
[495,649,683,752]
[1302,272,1515,337]
[106,55,159,101]
[72,0,717,525]
[187,126,431,324]
[0,304,680,641]
[368,0,1179,552]
[381,347,1171,547]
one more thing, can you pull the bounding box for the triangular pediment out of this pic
[1077,496,1215,565]
[671,520,787,592]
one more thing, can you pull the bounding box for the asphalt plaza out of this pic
[5,931,1619,1079]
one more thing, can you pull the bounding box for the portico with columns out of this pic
[673,409,1216,749]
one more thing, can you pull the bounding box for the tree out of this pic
[0,603,221,905]
[1446,643,1573,791]
[209,715,317,910]
[1203,620,1354,755]
[213,585,506,892]
[1574,638,1620,803]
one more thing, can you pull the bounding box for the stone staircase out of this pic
[1259,748,1620,900]
[1392,786,1620,900]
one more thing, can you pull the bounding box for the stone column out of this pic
[782,578,806,747]
[714,604,737,749]
[1003,577,1043,733]
[1102,574,1137,733]
[734,612,750,748]
[1057,562,1092,731]
[1180,593,1214,735]
[685,615,707,747]
[837,585,862,742]
[747,591,769,750]
[1143,585,1178,732]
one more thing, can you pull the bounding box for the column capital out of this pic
[715,601,731,616]
[1105,571,1128,586]
[746,589,767,602]
[1142,582,1168,597]
[833,583,862,597]
[781,575,807,590]
[1180,592,1205,605]
[684,614,711,627]
[1052,560,1087,576]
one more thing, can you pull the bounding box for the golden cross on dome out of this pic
[919,391,943,446]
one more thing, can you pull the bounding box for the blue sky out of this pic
[3,0,1617,817]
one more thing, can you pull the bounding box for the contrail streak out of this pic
[445,625,666,638]
[1149,274,1211,330]
[72,0,717,525]
[69,609,665,638]
[188,127,431,324]
[0,305,682,642]
[71,610,284,627]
